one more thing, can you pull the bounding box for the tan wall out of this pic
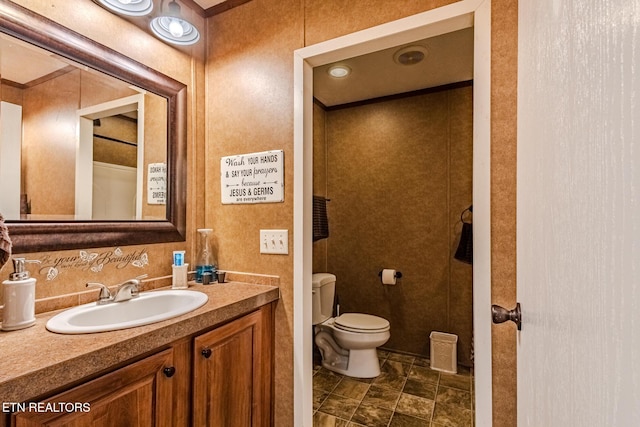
[0,83,24,105]
[207,0,517,425]
[22,70,81,216]
[93,116,138,167]
[0,0,205,309]
[490,1,518,426]
[313,86,473,366]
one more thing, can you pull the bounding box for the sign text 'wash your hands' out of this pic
[220,150,284,204]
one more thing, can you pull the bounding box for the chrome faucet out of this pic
[86,274,148,304]
[86,282,112,305]
[113,278,142,302]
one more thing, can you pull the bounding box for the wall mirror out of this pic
[0,2,186,252]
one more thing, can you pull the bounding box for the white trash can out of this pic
[429,331,458,374]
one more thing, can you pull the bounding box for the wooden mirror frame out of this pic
[0,2,187,252]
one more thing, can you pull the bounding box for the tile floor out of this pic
[313,350,474,427]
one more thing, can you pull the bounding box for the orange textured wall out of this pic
[490,1,518,426]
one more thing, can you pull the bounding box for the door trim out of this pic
[76,94,145,220]
[293,1,492,425]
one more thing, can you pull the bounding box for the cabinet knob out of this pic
[163,367,176,378]
[201,348,212,359]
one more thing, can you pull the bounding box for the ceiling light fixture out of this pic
[150,1,200,46]
[393,45,428,66]
[96,0,153,16]
[327,65,351,78]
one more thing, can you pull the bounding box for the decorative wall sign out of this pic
[147,163,166,205]
[37,247,149,280]
[221,150,284,204]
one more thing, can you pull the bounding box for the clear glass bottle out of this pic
[195,228,217,283]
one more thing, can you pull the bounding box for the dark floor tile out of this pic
[372,359,410,391]
[351,402,394,427]
[314,388,330,410]
[408,365,440,385]
[361,384,401,410]
[381,360,411,377]
[402,378,437,400]
[432,402,473,427]
[395,392,434,420]
[436,386,472,409]
[314,369,343,392]
[389,412,430,427]
[318,393,360,420]
[313,411,350,427]
[333,378,370,400]
[387,352,416,365]
[439,372,471,391]
[372,371,406,391]
[313,349,474,427]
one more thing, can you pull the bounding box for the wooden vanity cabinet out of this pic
[7,304,274,427]
[193,306,273,427]
[11,348,176,426]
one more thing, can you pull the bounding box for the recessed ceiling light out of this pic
[393,45,428,66]
[150,1,200,45]
[328,65,351,78]
[96,0,153,16]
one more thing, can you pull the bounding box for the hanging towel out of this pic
[454,206,473,264]
[313,196,329,242]
[0,212,12,268]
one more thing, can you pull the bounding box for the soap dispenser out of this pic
[2,257,40,331]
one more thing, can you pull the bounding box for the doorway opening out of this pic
[293,1,492,425]
[76,94,145,220]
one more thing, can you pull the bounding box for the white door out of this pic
[0,102,22,219]
[516,0,640,426]
[92,161,137,220]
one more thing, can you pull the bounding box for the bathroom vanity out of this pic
[0,282,279,427]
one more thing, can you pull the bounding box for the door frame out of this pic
[0,101,22,219]
[293,0,492,425]
[76,93,145,220]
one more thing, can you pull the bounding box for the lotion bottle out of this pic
[2,258,39,331]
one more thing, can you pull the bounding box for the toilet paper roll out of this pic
[381,269,397,285]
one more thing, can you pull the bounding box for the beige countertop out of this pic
[0,281,279,403]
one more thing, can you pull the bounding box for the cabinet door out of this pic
[12,348,175,427]
[193,305,273,427]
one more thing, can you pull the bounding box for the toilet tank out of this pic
[312,273,336,325]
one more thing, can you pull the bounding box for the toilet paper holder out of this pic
[378,270,402,279]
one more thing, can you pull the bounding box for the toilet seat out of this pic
[334,313,390,333]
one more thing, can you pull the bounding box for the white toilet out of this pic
[312,273,390,378]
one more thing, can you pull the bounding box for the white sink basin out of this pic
[46,290,208,334]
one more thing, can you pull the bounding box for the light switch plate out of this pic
[260,229,289,254]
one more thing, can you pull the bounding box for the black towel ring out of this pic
[460,205,473,223]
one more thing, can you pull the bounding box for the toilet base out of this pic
[322,348,381,378]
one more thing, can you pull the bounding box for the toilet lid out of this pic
[334,313,390,333]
